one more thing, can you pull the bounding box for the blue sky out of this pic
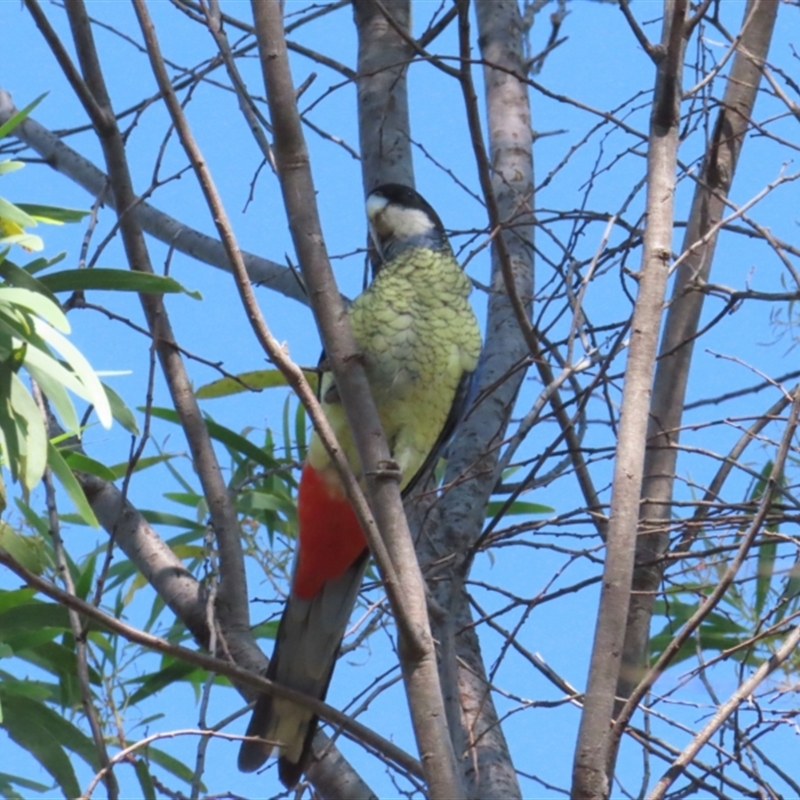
[2,1,800,798]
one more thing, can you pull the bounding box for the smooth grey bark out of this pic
[616,0,779,710]
[571,2,687,798]
[352,0,414,191]
[412,2,534,798]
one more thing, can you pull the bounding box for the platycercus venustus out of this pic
[238,184,482,787]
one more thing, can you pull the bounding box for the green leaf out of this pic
[62,451,116,481]
[0,362,22,484]
[0,301,47,344]
[162,491,203,508]
[650,596,750,664]
[749,460,772,505]
[127,660,204,705]
[777,556,800,622]
[196,368,318,399]
[0,588,36,614]
[0,198,36,230]
[9,371,47,490]
[755,537,778,617]
[0,231,44,253]
[39,268,200,299]
[0,693,81,799]
[32,317,112,428]
[0,600,70,634]
[282,393,292,462]
[143,592,168,632]
[145,745,199,786]
[0,258,59,305]
[108,453,175,481]
[147,406,279,469]
[13,641,101,691]
[0,688,100,787]
[0,672,52,702]
[294,396,307,461]
[16,347,86,413]
[14,205,87,225]
[14,499,49,538]
[86,631,115,665]
[103,382,139,435]
[170,543,206,561]
[485,500,554,518]
[24,361,79,436]
[746,461,781,617]
[0,160,25,176]
[250,619,280,641]
[650,623,750,666]
[133,759,156,800]
[18,251,66,275]
[166,529,208,548]
[238,489,294,515]
[1,628,65,654]
[0,94,47,140]
[0,287,68,333]
[0,524,47,575]
[0,319,94,412]
[46,442,99,528]
[0,362,48,491]
[0,771,52,798]
[140,510,205,531]
[74,552,97,601]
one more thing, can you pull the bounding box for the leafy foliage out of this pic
[0,99,112,511]
[1,376,303,797]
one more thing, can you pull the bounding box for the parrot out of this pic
[237,183,482,787]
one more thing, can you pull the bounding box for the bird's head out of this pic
[366,184,450,263]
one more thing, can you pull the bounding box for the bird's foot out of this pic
[366,459,403,483]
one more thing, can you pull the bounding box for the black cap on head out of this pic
[366,184,449,261]
[368,184,446,231]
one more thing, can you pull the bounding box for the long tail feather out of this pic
[238,551,368,782]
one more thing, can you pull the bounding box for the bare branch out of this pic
[613,391,800,749]
[616,0,780,731]
[201,0,276,168]
[572,2,688,797]
[249,3,463,796]
[0,88,305,302]
[618,0,662,63]
[649,625,800,797]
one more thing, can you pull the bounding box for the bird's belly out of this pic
[372,363,460,487]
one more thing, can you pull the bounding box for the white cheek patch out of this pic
[380,205,435,239]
